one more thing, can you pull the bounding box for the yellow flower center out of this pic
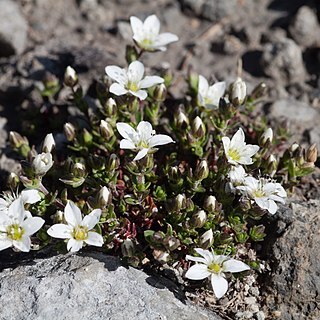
[228,148,241,161]
[127,81,139,92]
[142,38,153,47]
[208,263,221,274]
[72,226,88,241]
[137,140,149,148]
[7,224,24,241]
[253,189,265,198]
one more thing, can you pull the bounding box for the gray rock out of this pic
[261,37,306,83]
[263,200,320,320]
[289,6,320,47]
[0,253,222,320]
[0,0,28,57]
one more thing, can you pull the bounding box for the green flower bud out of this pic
[7,172,19,189]
[174,109,189,130]
[249,225,266,242]
[229,77,246,106]
[153,83,167,102]
[82,128,93,145]
[250,82,267,100]
[306,144,318,163]
[266,154,278,176]
[163,236,180,251]
[64,66,78,87]
[97,186,111,206]
[203,195,217,213]
[191,116,206,139]
[191,210,207,228]
[108,154,120,171]
[100,120,114,140]
[9,131,29,149]
[72,162,86,178]
[174,194,186,211]
[194,159,209,181]
[64,122,76,141]
[259,128,273,147]
[199,229,214,249]
[121,239,136,257]
[104,98,117,117]
[239,197,252,212]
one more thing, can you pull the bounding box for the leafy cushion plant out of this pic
[3,14,317,300]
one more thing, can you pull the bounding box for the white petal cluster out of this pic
[185,248,250,299]
[0,189,41,214]
[198,75,226,109]
[0,198,44,252]
[222,128,259,165]
[116,121,174,161]
[47,201,103,252]
[237,177,287,214]
[130,15,178,52]
[32,152,54,176]
[226,165,247,193]
[105,61,164,100]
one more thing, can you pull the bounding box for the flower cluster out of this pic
[3,13,317,303]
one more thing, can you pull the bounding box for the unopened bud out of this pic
[191,210,207,228]
[203,195,217,213]
[64,66,78,87]
[230,77,246,106]
[266,154,278,176]
[168,166,180,182]
[72,162,86,177]
[191,116,206,139]
[9,131,28,149]
[100,120,114,140]
[290,143,300,154]
[7,172,19,189]
[153,83,167,102]
[194,160,209,181]
[239,197,252,211]
[251,82,267,99]
[152,250,170,264]
[64,123,76,141]
[306,144,318,163]
[259,128,273,147]
[199,229,214,249]
[125,45,139,64]
[104,98,117,116]
[32,152,53,176]
[174,110,189,130]
[164,236,180,251]
[82,128,93,145]
[108,154,120,171]
[121,239,136,257]
[42,133,55,153]
[97,186,111,206]
[174,194,186,211]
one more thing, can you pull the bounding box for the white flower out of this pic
[116,121,174,161]
[105,60,164,100]
[32,152,53,176]
[0,198,44,252]
[42,133,55,153]
[226,165,247,193]
[130,14,178,51]
[237,177,287,214]
[222,128,259,165]
[64,66,78,87]
[185,248,250,299]
[198,75,226,109]
[229,77,246,105]
[0,189,41,215]
[47,201,103,252]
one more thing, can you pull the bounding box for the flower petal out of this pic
[13,235,31,252]
[22,217,45,236]
[130,16,143,36]
[194,248,214,264]
[64,201,82,227]
[230,128,245,148]
[149,134,174,147]
[139,76,164,89]
[267,199,278,214]
[21,189,41,204]
[133,148,149,161]
[82,209,101,230]
[198,75,209,97]
[211,274,229,299]
[85,231,104,247]
[105,65,127,85]
[0,237,12,251]
[120,139,136,150]
[127,61,144,83]
[8,198,25,224]
[109,83,128,96]
[222,137,230,154]
[67,238,83,252]
[143,14,160,36]
[185,255,207,264]
[47,224,72,239]
[116,123,137,141]
[137,121,153,141]
[154,33,178,46]
[185,264,210,280]
[207,81,226,106]
[223,259,250,273]
[0,212,10,231]
[129,89,148,100]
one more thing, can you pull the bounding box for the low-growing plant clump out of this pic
[1,14,317,305]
